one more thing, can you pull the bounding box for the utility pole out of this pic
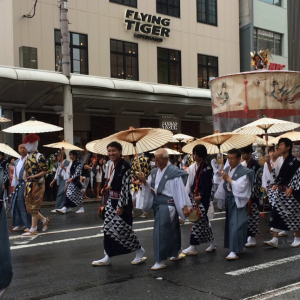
[59,0,73,146]
[60,0,70,77]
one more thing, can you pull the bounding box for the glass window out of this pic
[54,29,88,74]
[197,0,217,26]
[198,54,218,89]
[109,0,137,8]
[254,28,282,56]
[110,39,138,80]
[260,0,281,6]
[157,47,181,86]
[157,0,180,18]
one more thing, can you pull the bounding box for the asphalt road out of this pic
[4,202,300,300]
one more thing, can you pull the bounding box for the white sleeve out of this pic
[211,159,218,174]
[54,168,59,181]
[231,175,252,208]
[214,179,225,200]
[141,176,154,211]
[170,177,192,220]
[11,167,18,187]
[224,159,229,170]
[185,165,194,194]
[262,163,271,188]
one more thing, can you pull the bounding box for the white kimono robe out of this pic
[142,162,192,220]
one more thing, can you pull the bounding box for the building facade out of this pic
[239,0,288,72]
[0,0,240,149]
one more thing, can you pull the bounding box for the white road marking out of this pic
[10,227,154,250]
[10,217,226,250]
[9,217,226,241]
[226,254,300,276]
[242,281,300,300]
[9,219,155,240]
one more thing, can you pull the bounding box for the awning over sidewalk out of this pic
[0,65,212,121]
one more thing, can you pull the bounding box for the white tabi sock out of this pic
[227,252,237,258]
[29,227,37,232]
[135,247,145,260]
[246,236,256,245]
[152,261,166,269]
[291,237,300,247]
[93,255,112,264]
[42,218,47,224]
[206,240,217,251]
[182,245,197,254]
[270,237,278,245]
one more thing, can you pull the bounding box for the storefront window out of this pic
[158,48,181,86]
[110,39,139,80]
[157,0,180,18]
[254,28,282,56]
[109,0,137,8]
[260,0,281,6]
[54,29,88,74]
[197,0,217,26]
[198,54,218,89]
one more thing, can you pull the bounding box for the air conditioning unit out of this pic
[19,46,38,69]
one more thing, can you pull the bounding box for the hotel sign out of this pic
[125,10,171,42]
[160,116,179,133]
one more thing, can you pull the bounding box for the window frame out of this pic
[54,29,89,75]
[196,0,218,27]
[254,27,282,56]
[197,54,218,89]
[157,47,182,86]
[110,39,139,81]
[156,0,181,18]
[260,0,281,7]
[109,0,137,8]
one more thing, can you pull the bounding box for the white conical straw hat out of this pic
[3,117,63,133]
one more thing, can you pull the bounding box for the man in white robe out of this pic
[139,149,191,270]
[215,148,255,260]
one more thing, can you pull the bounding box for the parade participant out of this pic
[0,152,9,210]
[264,138,300,248]
[262,146,277,190]
[22,134,50,236]
[8,157,15,205]
[10,143,31,231]
[179,153,194,169]
[50,152,69,213]
[139,148,191,270]
[215,148,255,260]
[95,156,105,199]
[264,145,286,236]
[56,150,83,214]
[240,145,263,248]
[211,154,223,210]
[45,154,58,202]
[131,153,151,218]
[183,145,217,256]
[92,142,146,266]
[0,200,13,298]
